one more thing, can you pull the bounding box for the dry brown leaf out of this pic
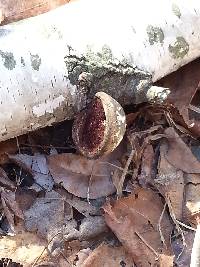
[172,231,195,267]
[80,243,134,267]
[103,188,174,267]
[0,166,16,190]
[0,136,26,165]
[155,142,184,220]
[183,173,200,224]
[24,190,70,239]
[15,187,37,211]
[0,231,47,266]
[158,58,200,132]
[126,112,139,127]
[138,144,155,186]
[9,153,54,191]
[64,216,108,242]
[164,127,200,173]
[1,190,24,229]
[48,152,122,199]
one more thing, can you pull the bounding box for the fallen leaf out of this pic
[9,153,54,191]
[1,189,24,230]
[48,152,122,199]
[158,58,200,133]
[183,173,200,224]
[55,187,100,217]
[164,127,200,173]
[15,187,37,211]
[64,216,108,242]
[172,231,195,267]
[138,144,155,186]
[155,142,184,220]
[9,154,34,173]
[0,166,16,190]
[24,190,70,241]
[66,196,99,217]
[103,188,174,267]
[0,231,47,266]
[126,112,139,127]
[0,136,26,165]
[73,248,91,267]
[80,243,134,267]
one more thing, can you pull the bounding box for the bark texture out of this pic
[0,0,200,141]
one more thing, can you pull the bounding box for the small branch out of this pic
[190,223,200,267]
[158,202,167,247]
[135,231,159,258]
[118,148,135,196]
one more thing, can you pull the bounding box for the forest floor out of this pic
[1,58,200,267]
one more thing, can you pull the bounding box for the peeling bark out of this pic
[0,0,200,141]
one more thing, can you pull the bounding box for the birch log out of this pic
[0,0,200,141]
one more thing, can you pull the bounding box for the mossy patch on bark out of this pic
[0,50,16,70]
[146,25,164,45]
[30,54,41,71]
[169,36,189,59]
[172,3,181,18]
[64,45,152,105]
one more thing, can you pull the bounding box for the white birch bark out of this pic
[0,0,200,141]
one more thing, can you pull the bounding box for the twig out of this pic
[32,232,62,267]
[176,219,196,232]
[189,104,200,114]
[158,202,167,247]
[118,148,135,196]
[87,164,96,204]
[166,196,186,260]
[135,231,159,258]
[190,223,200,267]
[166,196,186,244]
[20,143,75,150]
[16,136,21,154]
[98,161,132,174]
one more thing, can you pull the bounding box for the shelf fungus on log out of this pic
[72,92,126,158]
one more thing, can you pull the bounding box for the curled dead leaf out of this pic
[48,153,122,199]
[103,188,174,267]
[155,142,184,220]
[164,127,200,173]
[158,58,200,135]
[80,243,134,267]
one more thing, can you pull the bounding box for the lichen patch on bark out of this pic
[172,3,181,18]
[64,45,152,105]
[21,57,25,67]
[0,50,16,70]
[146,25,164,45]
[169,36,189,59]
[30,53,41,71]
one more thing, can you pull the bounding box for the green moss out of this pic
[146,25,164,45]
[0,50,16,70]
[172,3,181,18]
[169,36,189,59]
[30,54,41,71]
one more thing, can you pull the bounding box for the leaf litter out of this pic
[1,61,200,266]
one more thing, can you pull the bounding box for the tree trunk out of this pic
[0,0,200,141]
